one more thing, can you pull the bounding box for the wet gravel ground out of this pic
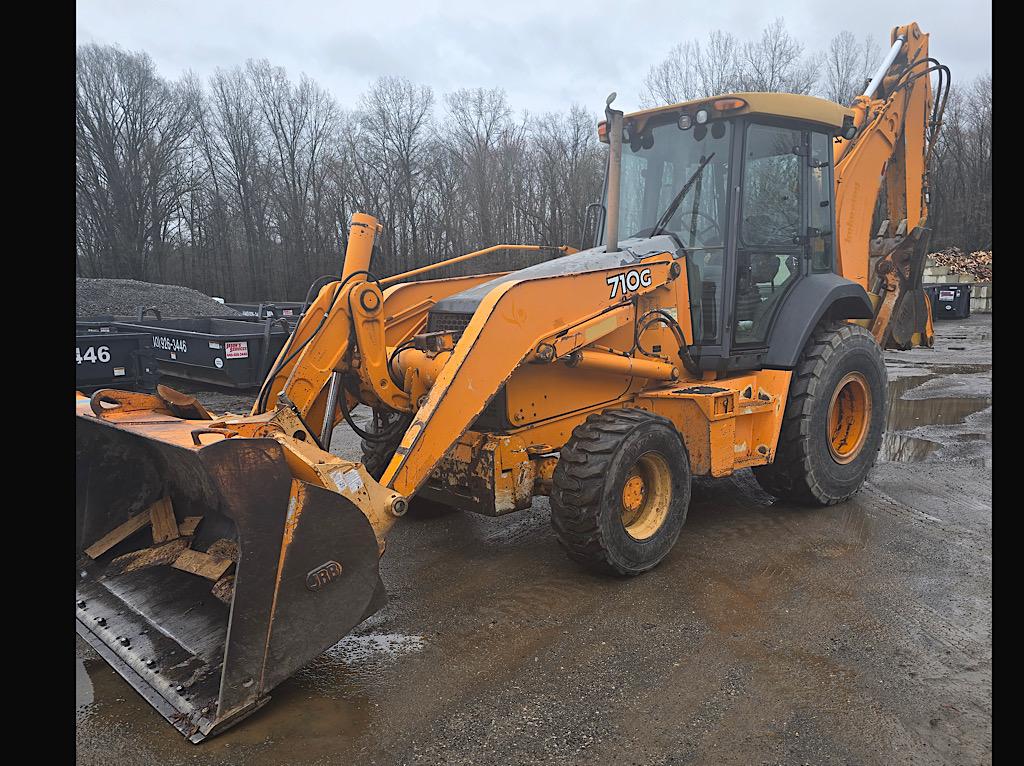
[76,315,992,765]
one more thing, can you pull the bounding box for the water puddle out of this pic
[76,657,94,709]
[291,631,427,695]
[881,373,992,463]
[881,433,941,463]
[324,632,426,663]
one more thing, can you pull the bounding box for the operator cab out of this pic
[597,93,861,373]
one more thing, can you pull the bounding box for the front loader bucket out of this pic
[76,412,386,742]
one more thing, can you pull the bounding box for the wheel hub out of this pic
[827,372,872,464]
[621,474,647,517]
[619,451,673,541]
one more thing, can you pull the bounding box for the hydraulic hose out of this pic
[637,308,701,377]
[255,269,382,414]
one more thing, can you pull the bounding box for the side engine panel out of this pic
[426,310,636,431]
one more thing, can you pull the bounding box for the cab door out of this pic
[730,121,808,352]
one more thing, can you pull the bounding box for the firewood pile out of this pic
[83,496,238,605]
[928,247,993,282]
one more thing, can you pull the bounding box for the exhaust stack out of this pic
[604,93,624,254]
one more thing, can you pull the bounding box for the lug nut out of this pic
[145,659,156,668]
[77,600,87,609]
[120,637,131,647]
[96,617,106,627]
[175,685,184,692]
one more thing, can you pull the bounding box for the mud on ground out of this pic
[76,316,992,766]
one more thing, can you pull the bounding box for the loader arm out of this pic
[832,21,949,348]
[381,254,677,498]
[253,271,514,425]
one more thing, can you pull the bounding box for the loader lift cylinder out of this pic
[342,211,381,281]
[320,370,343,448]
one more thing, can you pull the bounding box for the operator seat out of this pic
[735,254,781,322]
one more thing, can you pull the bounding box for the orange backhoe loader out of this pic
[76,22,948,741]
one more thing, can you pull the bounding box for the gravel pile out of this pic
[76,278,240,319]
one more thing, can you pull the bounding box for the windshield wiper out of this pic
[650,152,716,241]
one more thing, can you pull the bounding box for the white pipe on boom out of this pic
[863,36,906,99]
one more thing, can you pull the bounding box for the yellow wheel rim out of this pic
[827,372,872,464]
[619,451,673,541]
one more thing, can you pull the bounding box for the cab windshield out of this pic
[601,115,733,249]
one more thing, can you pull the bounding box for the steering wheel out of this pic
[678,211,722,244]
[632,212,722,247]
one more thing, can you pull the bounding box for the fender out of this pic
[762,273,873,369]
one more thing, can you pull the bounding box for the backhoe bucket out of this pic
[76,411,386,742]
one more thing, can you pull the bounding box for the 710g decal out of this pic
[607,267,653,299]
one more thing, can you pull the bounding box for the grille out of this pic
[426,311,473,338]
[425,310,510,431]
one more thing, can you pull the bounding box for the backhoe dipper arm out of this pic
[832,21,949,349]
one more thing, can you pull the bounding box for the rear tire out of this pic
[550,408,691,576]
[753,321,887,505]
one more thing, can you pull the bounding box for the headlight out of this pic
[677,113,692,130]
[695,109,709,125]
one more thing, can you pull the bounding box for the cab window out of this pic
[735,123,804,346]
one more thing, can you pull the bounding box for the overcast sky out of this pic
[76,0,990,116]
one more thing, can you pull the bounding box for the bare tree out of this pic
[641,19,820,106]
[823,30,882,105]
[444,87,512,247]
[76,38,987,303]
[640,31,740,106]
[930,75,992,251]
[76,44,197,280]
[356,76,434,270]
[247,60,340,295]
[201,66,274,297]
[736,18,820,94]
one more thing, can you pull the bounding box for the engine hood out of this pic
[430,235,680,316]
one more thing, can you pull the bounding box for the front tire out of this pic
[550,408,691,576]
[754,321,887,505]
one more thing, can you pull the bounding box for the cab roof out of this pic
[626,92,854,132]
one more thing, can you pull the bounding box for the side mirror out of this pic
[840,114,858,140]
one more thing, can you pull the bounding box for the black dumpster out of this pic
[76,319,157,393]
[925,283,971,320]
[226,302,305,320]
[112,317,293,388]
